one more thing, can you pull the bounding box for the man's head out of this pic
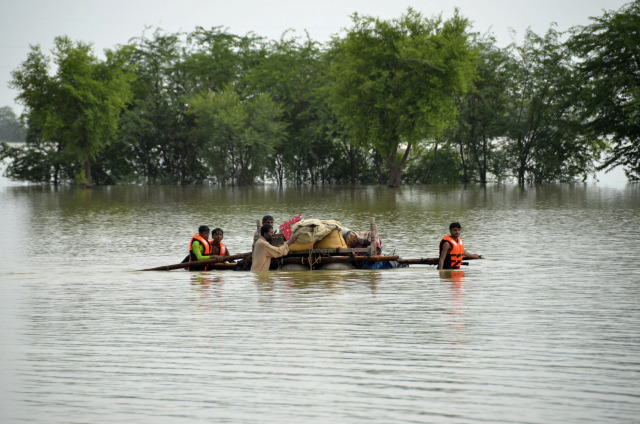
[449,222,461,240]
[198,225,211,239]
[212,228,223,243]
[262,215,274,227]
[260,224,274,242]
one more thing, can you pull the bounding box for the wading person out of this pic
[253,215,276,247]
[210,228,230,257]
[185,225,213,271]
[251,224,297,272]
[437,222,482,270]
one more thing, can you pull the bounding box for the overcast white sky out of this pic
[0,0,630,111]
[0,0,631,183]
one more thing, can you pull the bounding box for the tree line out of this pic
[1,2,638,187]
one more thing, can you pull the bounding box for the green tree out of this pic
[9,37,132,186]
[569,0,640,180]
[186,88,285,185]
[3,45,66,183]
[327,8,476,187]
[404,142,464,184]
[501,27,603,184]
[450,34,512,184]
[117,30,192,183]
[181,27,264,95]
[242,34,339,185]
[117,28,269,184]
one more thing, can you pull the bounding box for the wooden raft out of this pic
[140,217,476,271]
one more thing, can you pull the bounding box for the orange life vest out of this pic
[209,241,227,256]
[188,234,212,270]
[439,235,464,269]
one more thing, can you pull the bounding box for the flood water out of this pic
[1,180,639,423]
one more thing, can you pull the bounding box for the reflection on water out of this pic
[252,269,382,293]
[440,269,466,335]
[1,183,640,423]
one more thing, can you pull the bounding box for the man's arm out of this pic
[463,249,482,259]
[263,236,297,259]
[263,243,289,258]
[438,242,451,270]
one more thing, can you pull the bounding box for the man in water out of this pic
[210,228,230,257]
[437,222,482,270]
[251,224,297,271]
[186,225,213,271]
[253,215,276,248]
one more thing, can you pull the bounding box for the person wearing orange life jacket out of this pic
[438,222,482,270]
[210,228,231,258]
[186,225,213,271]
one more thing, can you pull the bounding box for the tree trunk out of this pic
[53,143,62,186]
[275,154,284,186]
[348,146,356,185]
[460,142,468,184]
[480,137,488,185]
[386,144,412,188]
[518,157,526,185]
[84,159,92,187]
[424,141,439,184]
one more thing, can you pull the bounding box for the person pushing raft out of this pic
[438,222,482,270]
[251,224,298,271]
[210,228,230,257]
[184,225,213,271]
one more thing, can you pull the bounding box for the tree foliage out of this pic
[327,8,477,187]
[243,34,338,185]
[569,0,640,180]
[186,88,286,185]
[3,4,632,186]
[501,27,604,184]
[449,34,512,184]
[9,37,132,186]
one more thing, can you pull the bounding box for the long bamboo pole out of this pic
[142,254,478,272]
[277,255,399,266]
[396,257,440,265]
[396,257,478,265]
[140,252,252,271]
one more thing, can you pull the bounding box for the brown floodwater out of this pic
[1,181,639,423]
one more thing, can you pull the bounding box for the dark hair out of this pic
[212,228,223,236]
[198,225,210,234]
[449,222,461,230]
[260,224,273,237]
[262,215,274,223]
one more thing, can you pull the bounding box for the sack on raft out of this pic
[291,219,345,244]
[314,228,347,249]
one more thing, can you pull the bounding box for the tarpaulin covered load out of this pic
[289,219,348,250]
[291,219,345,244]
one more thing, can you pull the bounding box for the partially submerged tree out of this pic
[117,30,192,184]
[326,8,477,187]
[244,34,336,185]
[186,88,285,185]
[569,0,640,180]
[450,34,512,184]
[9,37,132,186]
[501,27,603,184]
